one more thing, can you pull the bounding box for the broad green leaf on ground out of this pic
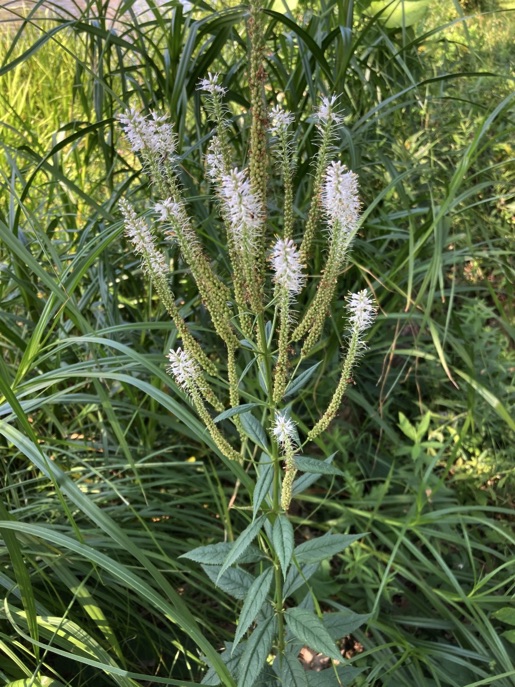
[202,565,255,600]
[294,532,364,564]
[180,541,261,565]
[237,614,277,687]
[218,516,266,581]
[285,608,342,663]
[493,608,515,626]
[294,456,343,477]
[233,568,274,651]
[273,515,295,579]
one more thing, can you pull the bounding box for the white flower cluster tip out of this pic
[269,104,295,135]
[198,72,227,95]
[346,290,376,333]
[120,200,168,279]
[205,136,225,181]
[271,238,305,295]
[167,348,199,390]
[322,161,360,234]
[118,109,175,158]
[315,95,342,127]
[273,412,297,447]
[219,168,263,248]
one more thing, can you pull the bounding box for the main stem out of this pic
[256,314,285,660]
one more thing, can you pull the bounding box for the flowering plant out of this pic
[117,5,377,684]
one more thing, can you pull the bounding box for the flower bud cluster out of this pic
[271,238,304,296]
[118,109,175,159]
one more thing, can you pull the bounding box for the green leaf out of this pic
[202,642,246,685]
[502,629,515,644]
[253,454,274,519]
[237,614,277,687]
[398,412,418,442]
[292,454,337,496]
[307,665,366,686]
[214,403,261,423]
[272,515,295,580]
[285,608,342,663]
[323,610,371,640]
[202,566,255,600]
[218,516,266,581]
[295,532,364,564]
[493,607,515,626]
[279,652,309,687]
[285,362,321,397]
[180,541,261,565]
[283,563,319,598]
[240,413,269,452]
[233,568,274,651]
[7,679,65,687]
[294,456,344,477]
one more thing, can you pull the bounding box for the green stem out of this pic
[256,313,285,659]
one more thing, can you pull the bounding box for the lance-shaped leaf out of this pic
[237,614,278,687]
[253,455,273,519]
[294,456,343,477]
[322,609,371,640]
[214,403,261,423]
[292,454,336,496]
[285,608,342,663]
[283,562,319,598]
[240,412,269,452]
[202,565,255,600]
[272,515,295,579]
[277,651,309,687]
[285,362,321,397]
[294,532,364,564]
[218,516,266,581]
[180,541,261,565]
[233,567,274,651]
[201,641,246,685]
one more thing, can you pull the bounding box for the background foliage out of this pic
[0,0,513,685]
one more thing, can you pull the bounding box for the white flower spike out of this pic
[167,348,199,390]
[271,238,304,295]
[321,161,360,233]
[346,289,377,334]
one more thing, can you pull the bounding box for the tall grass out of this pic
[0,0,513,685]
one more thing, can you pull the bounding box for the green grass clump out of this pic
[0,0,513,685]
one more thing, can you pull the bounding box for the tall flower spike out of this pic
[308,290,377,441]
[271,238,304,295]
[121,199,168,280]
[220,168,263,249]
[346,289,377,335]
[321,161,360,236]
